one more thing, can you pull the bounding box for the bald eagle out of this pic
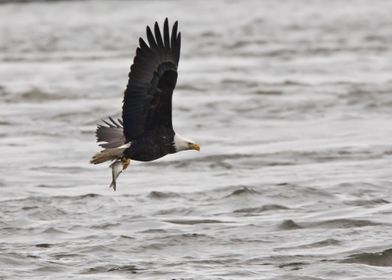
[90,19,200,190]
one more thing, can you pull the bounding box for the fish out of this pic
[108,157,131,191]
[109,159,124,191]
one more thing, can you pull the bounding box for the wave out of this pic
[234,204,289,213]
[148,191,182,199]
[279,218,382,230]
[0,88,67,103]
[154,207,194,216]
[82,264,141,274]
[343,248,392,267]
[225,186,260,197]
[164,219,225,225]
[279,219,302,230]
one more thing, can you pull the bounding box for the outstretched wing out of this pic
[122,18,181,142]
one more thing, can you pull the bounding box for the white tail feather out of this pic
[90,144,130,165]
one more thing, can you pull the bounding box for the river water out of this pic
[1,0,392,279]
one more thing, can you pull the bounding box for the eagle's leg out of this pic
[121,157,130,170]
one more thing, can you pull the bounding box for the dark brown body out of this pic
[123,131,176,161]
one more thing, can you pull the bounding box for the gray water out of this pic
[1,0,392,279]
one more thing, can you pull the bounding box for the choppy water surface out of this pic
[1,0,392,279]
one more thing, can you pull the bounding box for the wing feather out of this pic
[163,18,170,49]
[154,22,164,50]
[146,26,158,50]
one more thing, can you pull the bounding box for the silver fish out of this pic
[109,159,123,191]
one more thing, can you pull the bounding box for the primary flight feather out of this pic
[90,19,200,190]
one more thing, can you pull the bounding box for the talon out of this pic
[121,157,130,170]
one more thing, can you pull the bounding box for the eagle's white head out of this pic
[173,134,200,152]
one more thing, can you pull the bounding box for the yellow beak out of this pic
[190,143,200,151]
